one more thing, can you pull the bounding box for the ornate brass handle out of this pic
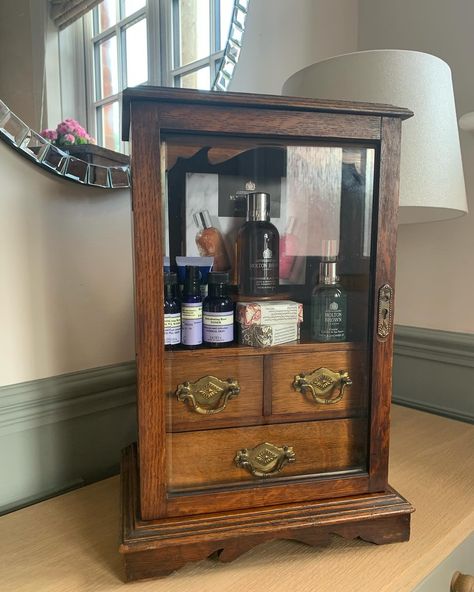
[234,442,296,478]
[293,367,352,405]
[176,375,240,415]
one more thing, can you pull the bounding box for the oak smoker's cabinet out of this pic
[119,87,414,581]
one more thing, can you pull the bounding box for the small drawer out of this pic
[165,353,263,431]
[167,418,367,492]
[270,350,367,419]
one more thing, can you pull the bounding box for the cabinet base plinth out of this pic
[120,444,414,582]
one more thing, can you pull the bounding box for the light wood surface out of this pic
[0,405,472,591]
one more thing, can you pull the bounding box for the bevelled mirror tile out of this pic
[229,23,243,44]
[0,100,9,125]
[88,163,110,187]
[233,6,246,29]
[109,166,130,188]
[20,130,50,161]
[42,144,69,172]
[227,40,241,62]
[0,112,30,146]
[64,156,89,183]
[237,0,249,10]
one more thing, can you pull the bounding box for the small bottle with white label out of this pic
[203,272,234,347]
[181,266,203,348]
[164,272,180,350]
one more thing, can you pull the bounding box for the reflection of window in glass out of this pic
[72,0,246,150]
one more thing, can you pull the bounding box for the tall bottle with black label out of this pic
[181,266,203,348]
[237,192,279,296]
[203,272,234,347]
[164,272,180,350]
[311,241,347,342]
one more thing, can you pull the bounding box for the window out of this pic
[76,0,248,151]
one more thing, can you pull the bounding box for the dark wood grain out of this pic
[271,349,368,419]
[168,419,367,492]
[122,85,413,140]
[130,101,166,520]
[153,103,382,141]
[368,117,402,491]
[121,444,413,581]
[165,354,263,431]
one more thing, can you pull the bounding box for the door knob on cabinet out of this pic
[293,367,352,405]
[176,376,240,415]
[451,572,474,592]
[235,442,296,478]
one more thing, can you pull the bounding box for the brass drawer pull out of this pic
[293,367,352,405]
[176,375,240,415]
[235,442,296,478]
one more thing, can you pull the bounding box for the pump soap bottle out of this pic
[311,240,347,342]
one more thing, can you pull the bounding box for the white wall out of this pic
[0,142,134,386]
[230,0,359,94]
[358,0,474,332]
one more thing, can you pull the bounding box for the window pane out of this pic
[179,66,210,90]
[174,0,210,67]
[98,0,117,33]
[125,18,148,86]
[124,0,146,17]
[219,0,234,49]
[98,36,118,99]
[98,102,120,151]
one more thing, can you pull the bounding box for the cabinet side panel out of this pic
[369,117,401,490]
[130,101,166,520]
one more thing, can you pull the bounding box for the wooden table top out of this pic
[0,406,473,592]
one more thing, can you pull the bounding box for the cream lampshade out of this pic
[282,50,468,223]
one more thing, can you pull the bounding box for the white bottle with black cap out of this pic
[236,192,279,296]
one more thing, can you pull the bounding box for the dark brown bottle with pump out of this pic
[237,192,279,296]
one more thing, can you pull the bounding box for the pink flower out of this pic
[63,133,76,144]
[40,129,58,141]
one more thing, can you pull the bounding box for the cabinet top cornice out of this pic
[122,85,413,140]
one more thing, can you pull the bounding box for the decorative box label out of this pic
[237,323,300,348]
[236,300,303,326]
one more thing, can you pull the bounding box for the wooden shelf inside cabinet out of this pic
[121,85,413,581]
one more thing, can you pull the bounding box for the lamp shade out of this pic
[283,50,468,223]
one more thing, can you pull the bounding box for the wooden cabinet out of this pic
[119,87,414,581]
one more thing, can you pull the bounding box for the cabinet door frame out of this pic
[129,97,401,520]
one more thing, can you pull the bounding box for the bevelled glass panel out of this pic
[110,166,131,187]
[97,0,117,33]
[42,145,68,172]
[0,100,9,125]
[233,5,246,29]
[98,35,118,100]
[227,39,241,62]
[0,112,29,146]
[20,130,50,161]
[124,0,146,17]
[64,157,89,183]
[219,0,234,49]
[174,0,210,67]
[98,101,120,151]
[88,163,110,187]
[179,66,210,90]
[228,23,243,45]
[125,18,148,86]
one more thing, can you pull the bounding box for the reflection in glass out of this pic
[124,0,146,17]
[42,145,69,172]
[179,67,211,90]
[219,0,234,49]
[98,36,118,100]
[97,0,117,33]
[110,166,131,188]
[20,130,50,161]
[89,164,110,187]
[0,112,31,146]
[126,18,148,86]
[174,0,210,67]
[0,100,9,125]
[98,102,120,151]
[64,157,89,183]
